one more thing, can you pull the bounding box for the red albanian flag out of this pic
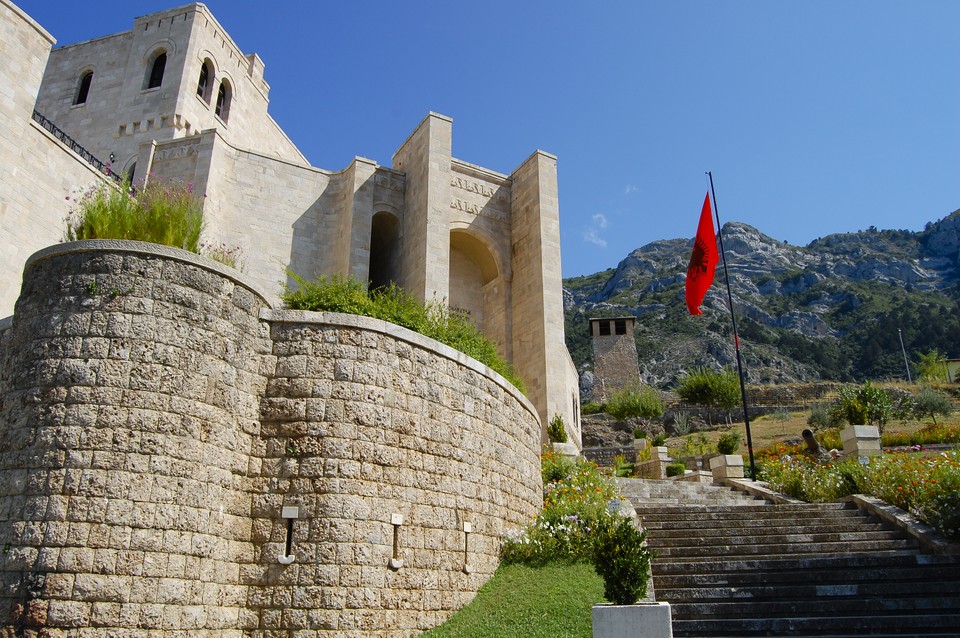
[685,192,719,315]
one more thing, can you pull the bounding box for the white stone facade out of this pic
[0,1,580,444]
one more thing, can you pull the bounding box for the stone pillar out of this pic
[509,150,568,440]
[391,112,453,304]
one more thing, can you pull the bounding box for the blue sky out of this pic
[18,1,959,277]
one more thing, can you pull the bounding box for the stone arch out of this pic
[369,211,401,291]
[449,228,508,356]
[144,48,167,89]
[140,39,177,90]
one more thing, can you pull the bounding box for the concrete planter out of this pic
[592,602,673,637]
[709,454,745,480]
[841,425,881,459]
[654,446,670,462]
[634,438,650,450]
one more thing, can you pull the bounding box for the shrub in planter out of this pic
[592,514,654,605]
[651,433,666,447]
[633,428,648,440]
[716,431,741,454]
[666,462,686,478]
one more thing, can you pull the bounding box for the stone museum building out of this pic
[0,1,582,635]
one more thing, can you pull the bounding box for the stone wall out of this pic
[0,241,542,636]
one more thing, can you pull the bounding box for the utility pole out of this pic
[898,328,912,384]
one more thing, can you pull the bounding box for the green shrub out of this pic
[65,177,204,251]
[912,386,953,425]
[633,428,648,440]
[831,382,892,430]
[548,414,567,443]
[282,273,525,392]
[807,402,843,428]
[607,383,664,421]
[716,431,742,454]
[581,401,604,415]
[651,433,666,447]
[666,462,686,478]
[612,455,632,478]
[592,515,653,605]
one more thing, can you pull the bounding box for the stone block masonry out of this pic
[0,241,542,636]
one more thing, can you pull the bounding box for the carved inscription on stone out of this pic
[154,145,199,162]
[449,176,509,221]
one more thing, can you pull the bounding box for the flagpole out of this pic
[707,171,756,480]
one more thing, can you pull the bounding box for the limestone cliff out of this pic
[565,210,960,386]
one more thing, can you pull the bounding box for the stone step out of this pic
[661,579,960,605]
[671,595,960,619]
[648,529,909,548]
[653,537,918,558]
[656,563,960,588]
[644,520,888,536]
[641,515,883,531]
[652,551,945,574]
[633,501,854,515]
[671,613,960,636]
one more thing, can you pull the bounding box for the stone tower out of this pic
[589,316,640,403]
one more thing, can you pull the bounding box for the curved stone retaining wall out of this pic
[0,241,541,637]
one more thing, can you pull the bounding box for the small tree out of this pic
[916,350,949,383]
[547,414,567,443]
[676,367,740,425]
[913,386,954,425]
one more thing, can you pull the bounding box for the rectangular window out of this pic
[599,321,611,336]
[615,319,627,335]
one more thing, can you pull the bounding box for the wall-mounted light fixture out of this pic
[109,152,115,163]
[279,505,299,564]
[462,522,473,574]
[389,513,404,570]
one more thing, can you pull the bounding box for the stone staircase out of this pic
[620,478,960,637]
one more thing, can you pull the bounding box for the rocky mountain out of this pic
[564,210,960,387]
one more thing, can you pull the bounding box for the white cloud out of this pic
[582,213,609,247]
[624,185,639,195]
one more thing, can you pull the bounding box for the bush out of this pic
[581,401,604,415]
[502,451,622,566]
[912,386,953,425]
[633,428,648,440]
[916,350,949,383]
[592,515,653,605]
[65,177,204,251]
[651,433,667,447]
[283,273,525,392]
[607,383,664,421]
[831,382,892,430]
[807,402,843,428]
[666,462,686,477]
[548,414,567,443]
[716,431,742,455]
